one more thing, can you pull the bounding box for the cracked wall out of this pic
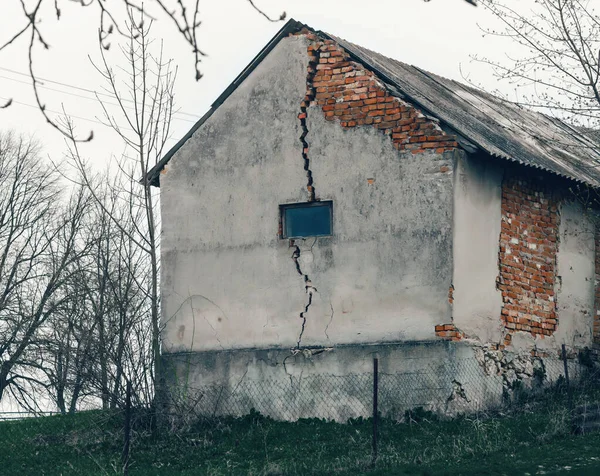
[160,33,455,354]
[298,43,319,201]
[291,244,317,349]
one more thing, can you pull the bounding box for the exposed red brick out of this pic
[498,175,560,340]
[294,33,458,155]
[435,323,465,341]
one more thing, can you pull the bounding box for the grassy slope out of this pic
[1,410,600,475]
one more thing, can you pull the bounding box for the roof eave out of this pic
[147,21,600,190]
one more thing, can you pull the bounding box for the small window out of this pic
[280,201,333,239]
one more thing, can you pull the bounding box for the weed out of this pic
[403,406,438,424]
[533,362,546,383]
[579,347,595,369]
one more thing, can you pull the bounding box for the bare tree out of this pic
[0,132,93,405]
[475,0,600,127]
[37,273,98,414]
[86,178,155,409]
[66,16,173,415]
[28,171,156,414]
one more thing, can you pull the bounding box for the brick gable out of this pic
[295,31,458,156]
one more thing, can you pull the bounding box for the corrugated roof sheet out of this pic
[148,19,600,188]
[327,34,600,187]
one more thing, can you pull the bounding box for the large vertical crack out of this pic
[292,245,317,349]
[324,300,334,341]
[298,42,321,202]
[288,43,323,349]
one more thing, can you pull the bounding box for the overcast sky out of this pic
[0,0,519,171]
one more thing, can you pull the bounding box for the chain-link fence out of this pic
[167,350,600,425]
[0,411,59,421]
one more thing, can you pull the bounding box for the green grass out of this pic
[1,408,600,475]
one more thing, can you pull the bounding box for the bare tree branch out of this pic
[473,0,600,127]
[0,131,94,401]
[0,0,285,130]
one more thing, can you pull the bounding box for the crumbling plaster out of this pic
[498,193,596,354]
[158,32,599,422]
[451,156,596,354]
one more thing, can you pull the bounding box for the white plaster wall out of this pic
[161,36,310,353]
[298,111,454,348]
[544,200,594,349]
[452,153,504,342]
[160,36,454,353]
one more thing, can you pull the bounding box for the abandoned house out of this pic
[148,19,600,419]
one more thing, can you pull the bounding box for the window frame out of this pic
[279,200,333,239]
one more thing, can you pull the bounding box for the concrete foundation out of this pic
[163,341,504,421]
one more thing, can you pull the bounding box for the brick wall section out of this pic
[498,175,560,340]
[437,174,561,347]
[434,324,464,341]
[434,285,463,341]
[295,31,459,154]
[594,228,600,344]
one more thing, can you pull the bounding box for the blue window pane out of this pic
[283,202,332,238]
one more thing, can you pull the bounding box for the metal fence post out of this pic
[123,381,132,476]
[372,357,379,469]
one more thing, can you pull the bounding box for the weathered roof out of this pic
[327,33,600,187]
[148,19,600,188]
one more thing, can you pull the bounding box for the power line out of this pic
[0,76,197,125]
[0,66,202,119]
[0,96,192,131]
[0,96,108,126]
[0,75,196,124]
